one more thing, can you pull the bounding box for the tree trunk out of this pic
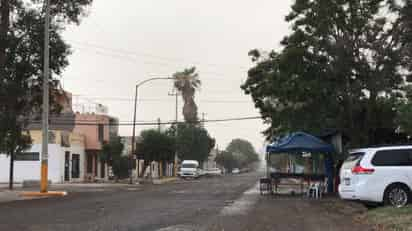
[0,0,10,73]
[9,150,14,190]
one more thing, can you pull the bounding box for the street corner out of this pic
[20,191,68,198]
[0,189,66,204]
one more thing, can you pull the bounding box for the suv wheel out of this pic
[384,184,410,208]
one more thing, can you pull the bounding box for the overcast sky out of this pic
[62,0,293,152]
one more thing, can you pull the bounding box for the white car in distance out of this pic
[204,168,222,176]
[179,160,200,179]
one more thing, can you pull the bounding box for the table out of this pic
[269,172,325,194]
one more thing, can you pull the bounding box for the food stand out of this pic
[262,132,335,195]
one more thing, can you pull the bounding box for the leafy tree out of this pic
[241,0,412,147]
[215,151,237,173]
[138,129,175,177]
[173,67,201,123]
[0,0,92,189]
[101,136,126,180]
[175,123,215,164]
[396,85,412,134]
[226,139,259,167]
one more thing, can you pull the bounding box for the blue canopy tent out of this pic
[266,132,335,193]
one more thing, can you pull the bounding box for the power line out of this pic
[69,44,248,79]
[70,46,238,79]
[71,96,252,104]
[29,116,263,126]
[69,40,250,71]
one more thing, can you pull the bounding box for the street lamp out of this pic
[130,77,173,184]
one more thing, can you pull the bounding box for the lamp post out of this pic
[130,77,173,184]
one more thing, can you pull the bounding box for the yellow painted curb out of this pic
[20,191,68,197]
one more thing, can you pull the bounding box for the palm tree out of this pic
[173,67,201,123]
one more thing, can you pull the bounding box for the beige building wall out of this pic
[73,113,110,150]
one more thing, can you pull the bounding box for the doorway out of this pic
[64,152,70,181]
[100,160,106,178]
[72,154,80,179]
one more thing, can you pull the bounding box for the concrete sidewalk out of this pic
[0,178,179,204]
[0,190,42,203]
[152,177,179,185]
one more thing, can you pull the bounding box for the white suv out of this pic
[339,146,412,207]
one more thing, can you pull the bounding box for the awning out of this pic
[266,132,335,154]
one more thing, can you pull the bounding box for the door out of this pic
[64,152,70,181]
[100,160,105,178]
[71,154,80,179]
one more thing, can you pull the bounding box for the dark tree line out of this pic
[0,0,93,189]
[242,0,412,147]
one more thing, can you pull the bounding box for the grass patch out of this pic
[364,206,412,231]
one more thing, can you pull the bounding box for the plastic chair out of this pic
[307,182,323,199]
[259,178,272,195]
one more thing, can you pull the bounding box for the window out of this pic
[15,152,40,161]
[98,124,104,142]
[182,163,197,169]
[345,152,365,162]
[342,152,365,169]
[372,149,412,166]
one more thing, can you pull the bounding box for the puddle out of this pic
[220,183,259,216]
[157,225,198,231]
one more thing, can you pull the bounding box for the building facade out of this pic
[73,113,118,182]
[0,91,119,184]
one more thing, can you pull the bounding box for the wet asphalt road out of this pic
[0,173,259,231]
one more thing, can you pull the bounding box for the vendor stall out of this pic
[263,132,335,196]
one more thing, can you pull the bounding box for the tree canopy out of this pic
[101,136,126,179]
[174,123,215,164]
[215,151,237,173]
[241,0,412,147]
[226,138,259,166]
[139,129,175,164]
[173,67,201,123]
[0,0,93,189]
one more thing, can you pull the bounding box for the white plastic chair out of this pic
[307,182,323,199]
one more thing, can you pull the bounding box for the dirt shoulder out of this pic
[361,206,412,231]
[209,195,371,231]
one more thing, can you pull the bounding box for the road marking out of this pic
[220,182,259,216]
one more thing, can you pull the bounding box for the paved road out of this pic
[0,173,368,231]
[0,173,258,231]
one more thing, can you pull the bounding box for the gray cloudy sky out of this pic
[62,0,293,152]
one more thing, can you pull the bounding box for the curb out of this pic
[20,191,68,197]
[152,177,179,185]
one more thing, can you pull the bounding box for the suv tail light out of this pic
[351,165,374,174]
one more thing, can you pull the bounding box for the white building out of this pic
[203,148,218,170]
[0,130,86,183]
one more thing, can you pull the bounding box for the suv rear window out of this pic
[342,152,365,169]
[372,149,412,166]
[346,152,365,162]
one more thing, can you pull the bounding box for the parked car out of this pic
[204,168,222,176]
[178,160,200,179]
[339,146,412,207]
[232,168,240,174]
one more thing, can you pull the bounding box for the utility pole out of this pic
[41,0,50,193]
[201,112,206,128]
[157,118,161,132]
[168,91,179,176]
